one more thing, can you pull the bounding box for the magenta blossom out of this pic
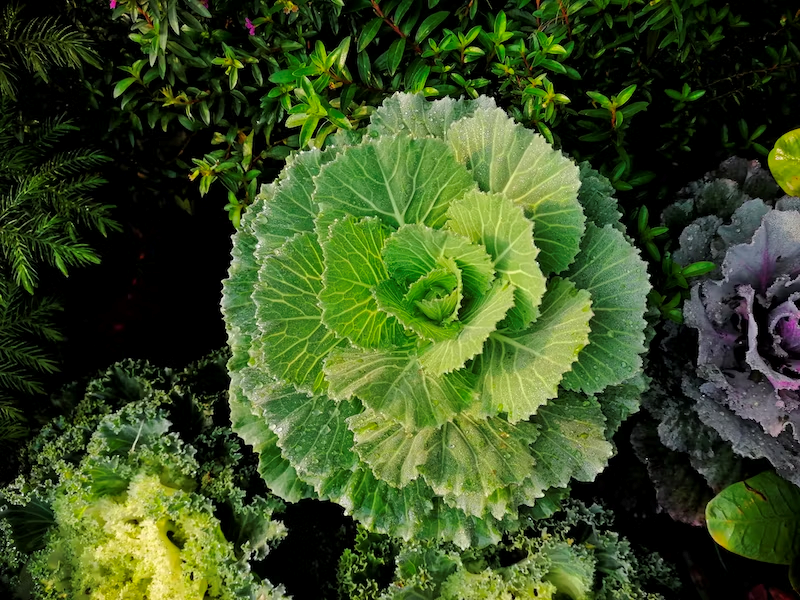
[110,0,116,7]
[201,0,208,7]
[245,17,256,36]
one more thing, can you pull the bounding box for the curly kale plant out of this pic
[338,500,681,600]
[0,353,289,600]
[222,93,651,547]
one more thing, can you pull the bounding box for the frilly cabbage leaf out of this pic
[0,355,289,600]
[222,92,650,547]
[337,500,681,600]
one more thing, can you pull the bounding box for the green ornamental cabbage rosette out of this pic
[221,93,650,548]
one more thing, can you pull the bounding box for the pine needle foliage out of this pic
[0,98,120,294]
[0,2,100,101]
[0,92,119,447]
[0,278,64,446]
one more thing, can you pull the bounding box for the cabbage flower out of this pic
[222,93,650,547]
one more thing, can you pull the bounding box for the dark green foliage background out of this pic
[46,0,798,214]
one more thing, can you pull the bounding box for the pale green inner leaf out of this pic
[418,277,516,376]
[406,260,462,324]
[446,106,584,275]
[374,279,462,342]
[446,189,546,330]
[474,277,593,422]
[320,215,407,348]
[254,232,345,394]
[314,136,476,233]
[383,223,494,298]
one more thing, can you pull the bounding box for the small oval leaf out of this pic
[415,11,449,43]
[113,77,138,98]
[358,18,383,53]
[615,84,636,106]
[681,261,716,278]
[387,38,406,76]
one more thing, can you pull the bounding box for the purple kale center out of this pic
[683,210,800,439]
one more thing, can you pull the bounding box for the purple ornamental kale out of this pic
[684,209,800,465]
[634,159,800,523]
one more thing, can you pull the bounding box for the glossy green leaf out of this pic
[113,77,138,98]
[186,0,211,17]
[615,84,636,106]
[387,38,406,76]
[681,261,716,278]
[415,11,449,43]
[358,18,383,52]
[769,128,800,196]
[706,471,800,565]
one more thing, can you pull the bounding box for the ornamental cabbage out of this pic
[222,93,651,547]
[682,200,800,485]
[636,158,800,523]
